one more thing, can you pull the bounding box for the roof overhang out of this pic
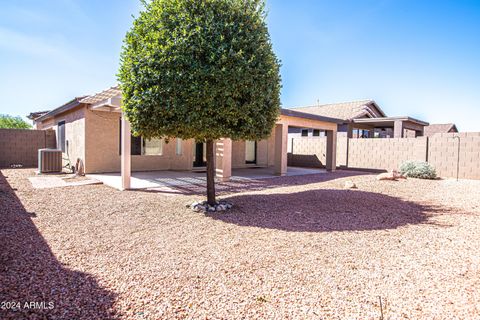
[34,98,85,122]
[367,100,387,117]
[89,95,122,112]
[352,116,429,127]
[281,108,344,124]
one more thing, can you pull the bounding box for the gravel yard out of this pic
[1,168,480,319]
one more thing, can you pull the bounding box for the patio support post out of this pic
[274,123,288,176]
[326,129,337,172]
[346,124,354,138]
[121,114,131,190]
[394,120,404,138]
[215,138,232,182]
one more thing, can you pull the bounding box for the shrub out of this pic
[399,161,437,179]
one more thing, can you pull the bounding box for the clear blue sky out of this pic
[1,0,479,131]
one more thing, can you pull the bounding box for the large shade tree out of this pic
[119,0,281,205]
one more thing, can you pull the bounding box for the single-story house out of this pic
[27,110,50,122]
[288,99,429,140]
[424,123,459,137]
[32,86,342,189]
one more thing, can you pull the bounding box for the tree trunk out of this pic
[206,139,216,206]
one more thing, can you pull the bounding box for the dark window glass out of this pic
[313,129,320,136]
[301,129,308,137]
[119,118,142,155]
[57,121,66,152]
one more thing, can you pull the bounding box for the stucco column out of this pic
[326,130,337,172]
[393,120,404,138]
[215,138,232,182]
[274,123,288,176]
[346,124,354,138]
[121,114,131,190]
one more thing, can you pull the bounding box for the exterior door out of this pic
[193,142,207,167]
[245,140,257,164]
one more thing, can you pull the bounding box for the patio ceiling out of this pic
[352,116,429,128]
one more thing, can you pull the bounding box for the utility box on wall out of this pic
[38,149,62,173]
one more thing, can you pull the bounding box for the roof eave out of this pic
[280,108,344,124]
[34,98,84,122]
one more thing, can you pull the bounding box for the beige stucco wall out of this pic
[33,109,341,174]
[38,107,276,174]
[230,139,270,168]
[37,105,86,169]
[84,110,196,173]
[62,107,86,169]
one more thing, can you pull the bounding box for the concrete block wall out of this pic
[336,133,348,167]
[0,129,56,168]
[347,137,428,170]
[291,137,327,166]
[428,132,480,179]
[289,132,480,179]
[289,132,357,168]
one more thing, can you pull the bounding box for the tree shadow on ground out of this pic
[137,170,368,196]
[0,171,118,319]
[207,188,446,232]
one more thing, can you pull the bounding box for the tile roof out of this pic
[280,108,343,124]
[34,97,86,122]
[34,86,121,122]
[289,100,386,121]
[27,110,50,120]
[424,123,458,136]
[79,86,121,104]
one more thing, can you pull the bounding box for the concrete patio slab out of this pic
[87,166,326,191]
[28,174,101,189]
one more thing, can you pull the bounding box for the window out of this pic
[301,129,308,137]
[142,138,163,155]
[176,138,182,155]
[313,129,320,137]
[131,136,142,155]
[119,119,163,155]
[57,121,66,152]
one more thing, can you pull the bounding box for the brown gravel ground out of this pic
[1,168,479,319]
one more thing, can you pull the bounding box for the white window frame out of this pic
[176,138,182,155]
[141,137,163,156]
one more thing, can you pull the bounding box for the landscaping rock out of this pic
[376,170,407,181]
[344,180,357,189]
[189,200,233,213]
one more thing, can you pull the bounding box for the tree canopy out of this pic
[118,0,282,142]
[119,0,281,205]
[0,115,32,129]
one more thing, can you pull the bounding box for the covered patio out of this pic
[87,166,326,193]
[86,88,341,190]
[348,116,429,138]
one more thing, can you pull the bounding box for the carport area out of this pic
[88,166,326,192]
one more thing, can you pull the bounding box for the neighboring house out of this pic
[288,99,429,140]
[27,110,50,126]
[31,86,342,184]
[424,123,458,137]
